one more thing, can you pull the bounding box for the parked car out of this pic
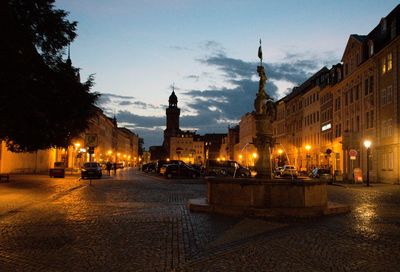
[142,162,157,173]
[205,160,250,177]
[281,165,298,178]
[163,164,200,179]
[81,162,102,179]
[156,160,186,174]
[274,166,284,177]
[49,161,65,178]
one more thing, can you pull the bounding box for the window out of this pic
[364,78,369,95]
[382,153,387,169]
[388,53,393,71]
[355,85,359,100]
[382,120,387,137]
[350,117,354,131]
[369,76,374,94]
[387,85,393,102]
[350,88,354,103]
[382,56,387,74]
[371,110,374,128]
[369,41,374,56]
[388,152,393,169]
[388,119,393,137]
[335,124,342,138]
[381,88,387,106]
[391,19,396,40]
[356,116,360,132]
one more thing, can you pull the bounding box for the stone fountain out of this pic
[189,42,349,217]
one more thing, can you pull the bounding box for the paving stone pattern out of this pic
[0,170,399,271]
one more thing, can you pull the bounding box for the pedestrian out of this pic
[113,163,117,175]
[106,161,112,175]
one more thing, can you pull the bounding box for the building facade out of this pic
[0,107,140,173]
[268,5,400,184]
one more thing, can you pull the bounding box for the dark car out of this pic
[142,162,156,173]
[49,161,65,178]
[156,159,186,174]
[81,162,103,179]
[163,164,200,179]
[205,160,250,177]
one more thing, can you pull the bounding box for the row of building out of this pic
[0,106,142,174]
[218,5,400,184]
[148,5,400,184]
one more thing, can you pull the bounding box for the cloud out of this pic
[101,93,135,99]
[185,74,200,81]
[100,47,339,148]
[200,40,225,55]
[117,110,164,127]
[119,101,133,106]
[170,45,190,51]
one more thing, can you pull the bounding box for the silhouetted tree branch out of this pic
[0,0,99,152]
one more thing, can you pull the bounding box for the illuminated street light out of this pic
[278,149,283,155]
[238,154,243,159]
[364,140,372,187]
[252,152,257,159]
[305,145,311,172]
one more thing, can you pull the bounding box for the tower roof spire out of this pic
[169,83,178,107]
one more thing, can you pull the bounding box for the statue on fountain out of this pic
[253,40,276,179]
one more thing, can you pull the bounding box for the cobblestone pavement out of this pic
[0,169,399,271]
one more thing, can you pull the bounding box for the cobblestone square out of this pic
[0,169,399,271]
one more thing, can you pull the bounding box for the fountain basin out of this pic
[189,177,350,217]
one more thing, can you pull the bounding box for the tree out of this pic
[0,0,99,152]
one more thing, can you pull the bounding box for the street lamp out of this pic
[277,149,283,167]
[305,145,311,172]
[363,140,372,187]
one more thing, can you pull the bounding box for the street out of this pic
[0,169,399,271]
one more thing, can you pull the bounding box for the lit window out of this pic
[387,85,393,102]
[388,152,394,169]
[369,41,374,56]
[387,53,392,71]
[382,57,386,74]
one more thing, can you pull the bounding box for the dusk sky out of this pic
[56,0,399,148]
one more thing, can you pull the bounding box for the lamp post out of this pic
[363,140,372,187]
[277,149,283,166]
[305,145,311,172]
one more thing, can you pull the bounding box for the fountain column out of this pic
[253,43,276,179]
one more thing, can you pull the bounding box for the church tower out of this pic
[163,87,181,157]
[165,88,180,138]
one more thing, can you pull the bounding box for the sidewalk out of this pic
[0,173,83,217]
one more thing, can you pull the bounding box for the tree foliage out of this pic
[0,0,99,152]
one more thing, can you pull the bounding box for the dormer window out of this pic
[391,19,397,39]
[368,40,374,56]
[381,18,387,33]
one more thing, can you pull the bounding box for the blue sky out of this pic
[56,0,399,148]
